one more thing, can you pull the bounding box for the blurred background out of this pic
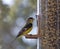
[0,0,37,49]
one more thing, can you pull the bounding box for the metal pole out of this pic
[37,0,42,49]
[37,0,39,49]
[37,0,39,15]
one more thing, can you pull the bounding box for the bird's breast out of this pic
[23,27,32,35]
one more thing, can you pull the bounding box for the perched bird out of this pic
[11,17,34,43]
[10,17,34,43]
[16,17,34,38]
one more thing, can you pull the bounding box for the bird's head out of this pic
[27,17,34,23]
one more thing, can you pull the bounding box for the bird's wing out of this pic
[16,23,32,38]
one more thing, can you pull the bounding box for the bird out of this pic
[11,17,34,43]
[16,17,34,38]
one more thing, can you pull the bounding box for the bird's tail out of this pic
[8,37,18,49]
[10,35,22,43]
[10,37,17,43]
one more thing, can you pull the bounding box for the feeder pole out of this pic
[37,0,42,49]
